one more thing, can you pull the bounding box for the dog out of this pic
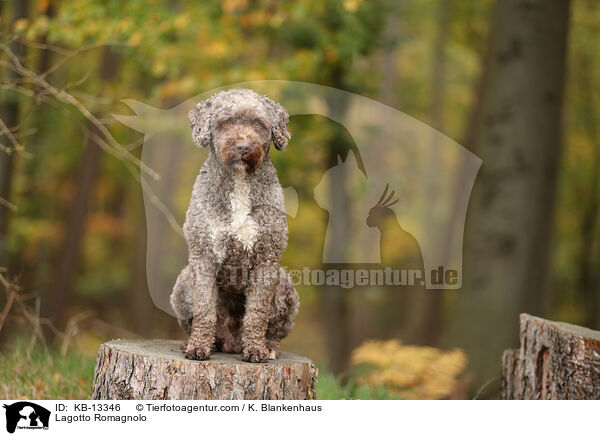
[170,89,299,363]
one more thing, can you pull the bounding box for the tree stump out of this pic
[92,339,318,400]
[500,313,600,399]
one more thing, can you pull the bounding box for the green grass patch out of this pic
[316,371,397,400]
[0,338,96,400]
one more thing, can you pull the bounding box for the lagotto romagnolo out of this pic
[170,89,299,363]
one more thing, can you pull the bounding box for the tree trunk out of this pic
[49,48,121,327]
[445,0,571,396]
[49,127,101,326]
[422,0,453,346]
[92,339,318,400]
[0,0,28,267]
[321,80,353,374]
[378,1,402,109]
[573,33,600,330]
[501,313,600,399]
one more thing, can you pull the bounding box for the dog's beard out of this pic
[230,160,249,174]
[221,145,264,174]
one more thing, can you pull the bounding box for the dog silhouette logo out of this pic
[2,402,50,433]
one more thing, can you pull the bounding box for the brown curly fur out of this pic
[170,89,299,363]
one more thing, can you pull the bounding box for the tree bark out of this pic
[92,339,318,400]
[501,313,600,399]
[445,0,571,396]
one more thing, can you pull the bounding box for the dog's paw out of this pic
[184,342,212,361]
[266,340,280,360]
[242,344,270,363]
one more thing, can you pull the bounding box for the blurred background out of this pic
[0,0,596,399]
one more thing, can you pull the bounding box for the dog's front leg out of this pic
[242,264,277,363]
[185,260,218,360]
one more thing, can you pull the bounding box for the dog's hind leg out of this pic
[265,268,299,359]
[215,289,244,353]
[171,264,194,336]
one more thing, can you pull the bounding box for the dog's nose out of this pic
[236,142,251,154]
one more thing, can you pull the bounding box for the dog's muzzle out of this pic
[227,141,264,173]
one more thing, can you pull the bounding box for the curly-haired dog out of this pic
[170,89,299,363]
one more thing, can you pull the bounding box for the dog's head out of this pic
[189,89,290,174]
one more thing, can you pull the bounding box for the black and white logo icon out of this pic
[2,402,50,433]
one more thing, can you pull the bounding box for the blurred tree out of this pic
[445,0,571,396]
[49,48,121,328]
[422,0,453,347]
[575,46,600,329]
[0,0,28,267]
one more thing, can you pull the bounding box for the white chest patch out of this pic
[206,174,258,261]
[228,175,258,251]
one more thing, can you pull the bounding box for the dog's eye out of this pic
[254,121,263,128]
[224,119,231,125]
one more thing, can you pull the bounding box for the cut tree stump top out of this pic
[92,339,318,400]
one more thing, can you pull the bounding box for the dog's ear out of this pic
[189,100,212,147]
[262,95,291,151]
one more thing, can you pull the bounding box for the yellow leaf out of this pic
[343,0,363,12]
[38,0,49,12]
[223,0,248,13]
[174,14,190,29]
[128,32,143,45]
[13,18,29,32]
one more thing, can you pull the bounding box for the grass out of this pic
[0,338,96,399]
[316,371,397,400]
[0,339,394,400]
